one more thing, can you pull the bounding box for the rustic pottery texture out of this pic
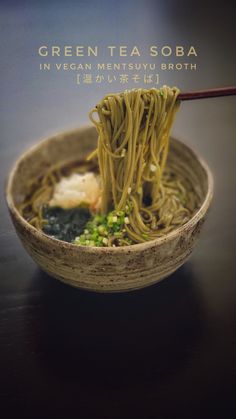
[5,126,214,292]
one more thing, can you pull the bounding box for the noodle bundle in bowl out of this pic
[83,86,193,245]
[5,86,214,291]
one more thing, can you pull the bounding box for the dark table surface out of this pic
[1,1,236,418]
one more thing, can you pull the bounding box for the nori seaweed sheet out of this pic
[42,206,91,242]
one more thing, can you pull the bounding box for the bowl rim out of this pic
[5,125,214,254]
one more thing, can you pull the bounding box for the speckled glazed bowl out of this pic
[6,125,213,292]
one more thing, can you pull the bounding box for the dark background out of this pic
[0,1,236,418]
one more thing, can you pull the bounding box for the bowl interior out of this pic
[7,126,209,219]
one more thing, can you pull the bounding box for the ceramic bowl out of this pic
[5,125,214,292]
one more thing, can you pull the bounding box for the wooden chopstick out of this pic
[178,86,236,101]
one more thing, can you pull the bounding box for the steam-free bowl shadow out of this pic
[28,262,205,388]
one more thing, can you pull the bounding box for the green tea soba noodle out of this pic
[85,86,192,243]
[19,86,197,247]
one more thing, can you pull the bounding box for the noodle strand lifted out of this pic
[87,86,189,243]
